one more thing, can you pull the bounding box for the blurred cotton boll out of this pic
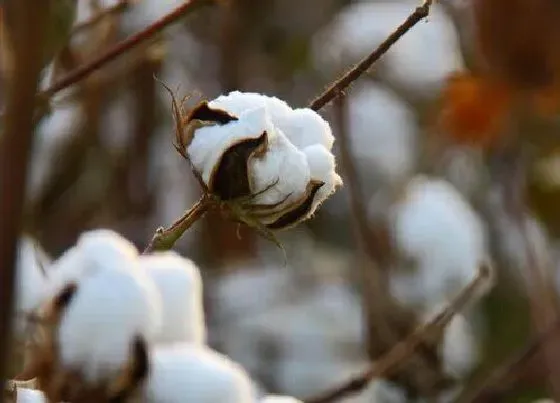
[139,251,206,344]
[143,344,257,403]
[16,388,47,403]
[313,0,463,95]
[260,396,303,403]
[55,267,162,384]
[184,91,342,229]
[390,176,489,309]
[45,228,139,298]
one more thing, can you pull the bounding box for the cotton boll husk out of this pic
[144,344,256,403]
[391,176,488,306]
[46,229,139,298]
[16,388,47,403]
[249,130,310,208]
[139,251,206,344]
[260,396,302,403]
[187,106,278,187]
[302,144,342,211]
[57,267,162,383]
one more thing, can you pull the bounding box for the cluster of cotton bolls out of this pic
[183,91,342,230]
[12,230,304,403]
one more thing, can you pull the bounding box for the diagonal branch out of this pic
[39,0,216,100]
[309,0,433,111]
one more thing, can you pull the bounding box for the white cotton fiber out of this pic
[209,91,293,124]
[15,237,50,321]
[391,176,487,306]
[303,144,342,211]
[143,344,256,403]
[261,396,303,403]
[276,108,334,150]
[16,388,46,403]
[139,251,206,345]
[249,130,310,207]
[46,229,139,298]
[187,106,277,187]
[57,266,162,383]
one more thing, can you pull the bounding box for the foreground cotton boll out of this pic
[16,388,47,403]
[56,267,162,384]
[143,344,256,403]
[391,176,488,307]
[46,229,139,298]
[139,251,206,344]
[260,396,303,403]
[183,91,341,230]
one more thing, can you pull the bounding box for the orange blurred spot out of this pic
[438,73,512,148]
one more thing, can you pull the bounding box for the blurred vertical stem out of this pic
[0,0,50,388]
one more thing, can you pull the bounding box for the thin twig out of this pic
[304,263,492,403]
[70,0,131,35]
[143,197,211,253]
[309,0,433,111]
[0,0,51,388]
[40,0,215,99]
[456,317,560,403]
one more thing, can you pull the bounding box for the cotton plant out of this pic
[147,88,342,252]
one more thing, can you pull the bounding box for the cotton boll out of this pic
[16,388,47,403]
[261,396,302,403]
[144,344,256,403]
[188,106,277,187]
[46,229,139,298]
[57,267,162,383]
[302,144,342,211]
[139,251,206,345]
[249,130,311,207]
[209,91,293,124]
[391,176,487,307]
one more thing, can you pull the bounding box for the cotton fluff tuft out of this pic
[16,388,47,403]
[187,91,341,224]
[391,176,487,307]
[57,267,162,382]
[144,344,256,403]
[260,396,303,403]
[139,251,206,344]
[46,229,139,298]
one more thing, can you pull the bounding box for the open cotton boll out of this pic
[57,267,162,383]
[249,130,311,207]
[139,252,206,345]
[16,388,47,403]
[391,176,487,306]
[187,106,277,187]
[46,229,139,298]
[303,144,343,211]
[261,396,302,403]
[144,344,256,403]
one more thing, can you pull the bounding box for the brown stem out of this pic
[143,197,211,253]
[0,0,51,387]
[304,263,492,403]
[309,0,433,111]
[40,0,216,99]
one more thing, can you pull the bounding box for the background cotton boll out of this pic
[139,251,206,345]
[260,396,302,403]
[57,267,162,383]
[187,106,276,186]
[249,131,311,207]
[302,144,342,210]
[144,344,257,403]
[16,388,47,403]
[15,237,50,322]
[391,176,487,305]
